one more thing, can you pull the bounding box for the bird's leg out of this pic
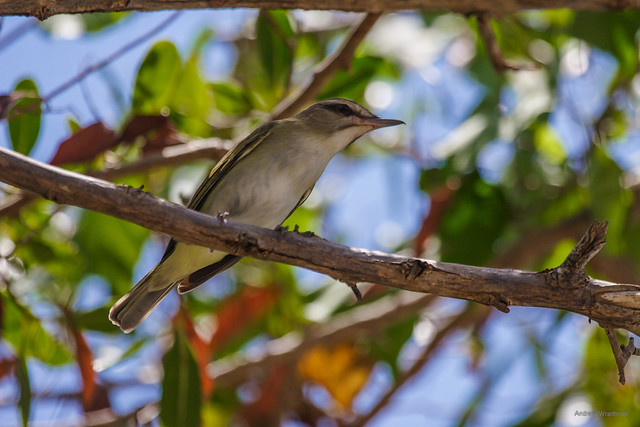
[216,211,230,222]
[275,224,289,239]
[211,211,230,252]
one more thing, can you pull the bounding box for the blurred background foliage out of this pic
[1,6,640,426]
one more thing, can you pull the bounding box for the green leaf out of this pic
[67,117,82,133]
[566,11,640,82]
[512,389,574,427]
[132,41,182,114]
[75,306,116,333]
[170,57,212,137]
[81,12,129,32]
[15,355,30,427]
[161,330,202,427]
[367,315,417,378]
[319,56,398,101]
[439,173,510,265]
[534,122,566,165]
[255,10,294,91]
[210,82,252,115]
[0,293,72,365]
[8,79,41,155]
[588,147,633,254]
[74,211,148,294]
[582,328,640,424]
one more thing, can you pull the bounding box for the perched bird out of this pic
[109,98,404,333]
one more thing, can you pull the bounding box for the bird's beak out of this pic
[361,116,405,129]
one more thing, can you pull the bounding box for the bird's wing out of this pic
[288,185,313,219]
[177,184,315,294]
[160,121,276,261]
[188,121,275,211]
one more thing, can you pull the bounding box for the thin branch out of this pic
[213,292,435,387]
[270,13,381,120]
[476,13,537,73]
[0,138,232,217]
[548,220,609,289]
[604,330,640,385]
[604,328,628,384]
[349,305,491,426]
[2,147,640,338]
[4,0,639,20]
[42,12,181,102]
[0,18,37,52]
[91,138,233,180]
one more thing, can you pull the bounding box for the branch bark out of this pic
[2,147,640,336]
[0,138,232,217]
[3,0,640,20]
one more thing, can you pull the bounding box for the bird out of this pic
[109,98,405,333]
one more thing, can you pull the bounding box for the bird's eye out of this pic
[335,104,352,116]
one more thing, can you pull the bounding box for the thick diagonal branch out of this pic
[2,147,640,336]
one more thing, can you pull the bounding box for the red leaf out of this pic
[0,357,16,380]
[209,287,279,353]
[119,114,168,143]
[118,114,181,154]
[50,122,115,165]
[240,364,287,425]
[70,328,98,411]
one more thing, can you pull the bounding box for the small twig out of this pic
[548,219,608,289]
[349,283,363,301]
[270,13,381,120]
[348,305,491,426]
[42,12,181,103]
[604,328,628,384]
[0,18,37,52]
[561,220,608,273]
[476,13,537,73]
[79,59,103,123]
[605,329,640,385]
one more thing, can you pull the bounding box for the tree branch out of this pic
[270,13,380,120]
[476,12,537,73]
[213,292,435,387]
[0,138,232,217]
[2,147,640,337]
[3,0,640,20]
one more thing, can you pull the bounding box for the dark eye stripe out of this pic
[328,103,353,116]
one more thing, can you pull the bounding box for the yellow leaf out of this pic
[297,343,373,411]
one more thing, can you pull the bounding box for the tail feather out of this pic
[109,268,177,333]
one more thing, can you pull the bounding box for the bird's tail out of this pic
[109,266,177,333]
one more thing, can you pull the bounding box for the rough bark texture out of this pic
[2,0,640,20]
[2,146,640,335]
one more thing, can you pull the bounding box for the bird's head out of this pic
[294,98,404,149]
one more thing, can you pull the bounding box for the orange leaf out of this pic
[50,122,115,165]
[209,286,278,352]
